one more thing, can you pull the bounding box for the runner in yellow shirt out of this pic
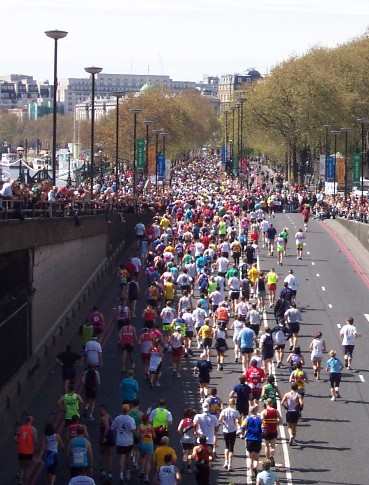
[266,268,279,308]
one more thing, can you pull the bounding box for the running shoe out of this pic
[269,456,275,466]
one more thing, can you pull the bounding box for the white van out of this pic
[352,178,369,197]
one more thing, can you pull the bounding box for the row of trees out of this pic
[0,87,219,163]
[222,32,369,181]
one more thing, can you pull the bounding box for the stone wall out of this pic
[0,211,153,437]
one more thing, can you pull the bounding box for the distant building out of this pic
[59,73,197,116]
[0,74,52,111]
[217,70,261,105]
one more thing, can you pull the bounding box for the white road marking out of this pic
[359,375,365,383]
[307,251,310,255]
[261,311,294,485]
[312,262,315,266]
[316,273,320,277]
[337,323,341,328]
[322,286,326,291]
[329,304,333,309]
[364,314,369,323]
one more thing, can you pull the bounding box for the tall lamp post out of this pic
[340,127,351,200]
[112,92,124,190]
[224,110,229,163]
[17,146,25,182]
[230,106,237,173]
[322,124,330,181]
[45,29,68,186]
[357,118,369,201]
[129,108,142,195]
[238,97,247,157]
[66,148,72,187]
[85,66,103,198]
[152,129,163,192]
[331,130,341,197]
[142,120,154,178]
[160,132,169,189]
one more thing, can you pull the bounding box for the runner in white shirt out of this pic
[339,316,361,369]
[219,399,240,471]
[194,402,219,448]
[110,404,136,481]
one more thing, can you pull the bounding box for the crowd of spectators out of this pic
[0,157,368,223]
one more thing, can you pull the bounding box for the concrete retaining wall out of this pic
[0,211,154,439]
[336,218,369,252]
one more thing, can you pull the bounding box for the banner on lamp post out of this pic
[352,152,361,183]
[232,155,238,173]
[148,146,156,175]
[327,155,334,182]
[221,144,227,164]
[157,153,165,179]
[136,138,145,173]
[319,155,326,177]
[337,156,345,185]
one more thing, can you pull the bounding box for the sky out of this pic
[2,0,369,83]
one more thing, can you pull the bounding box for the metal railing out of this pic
[0,199,152,220]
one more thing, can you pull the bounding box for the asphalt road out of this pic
[2,213,369,485]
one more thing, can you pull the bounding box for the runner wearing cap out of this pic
[110,404,136,482]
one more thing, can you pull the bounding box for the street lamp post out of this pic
[112,92,124,190]
[85,66,103,199]
[45,29,68,186]
[17,146,25,182]
[99,150,104,178]
[341,128,351,200]
[357,118,369,201]
[66,149,72,187]
[331,130,341,197]
[323,124,330,181]
[224,110,229,163]
[152,129,163,192]
[230,106,237,173]
[142,120,154,178]
[129,108,142,195]
[160,132,169,190]
[238,97,247,157]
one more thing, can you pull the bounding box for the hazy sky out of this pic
[3,0,369,82]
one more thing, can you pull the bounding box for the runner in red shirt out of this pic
[245,359,266,404]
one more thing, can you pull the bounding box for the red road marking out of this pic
[320,221,369,290]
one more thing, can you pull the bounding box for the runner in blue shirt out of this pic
[326,350,344,401]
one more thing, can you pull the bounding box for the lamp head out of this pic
[45,30,68,40]
[85,66,103,75]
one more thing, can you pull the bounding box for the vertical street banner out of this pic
[337,156,345,185]
[148,146,156,175]
[327,155,334,181]
[319,155,326,177]
[221,144,227,164]
[157,153,165,179]
[352,152,361,183]
[136,139,145,173]
[232,155,238,172]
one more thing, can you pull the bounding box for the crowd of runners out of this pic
[13,155,363,485]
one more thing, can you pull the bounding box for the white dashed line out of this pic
[312,262,315,266]
[329,304,333,309]
[322,286,326,291]
[364,314,369,323]
[359,375,365,383]
[316,274,320,277]
[307,251,310,255]
[337,323,341,328]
